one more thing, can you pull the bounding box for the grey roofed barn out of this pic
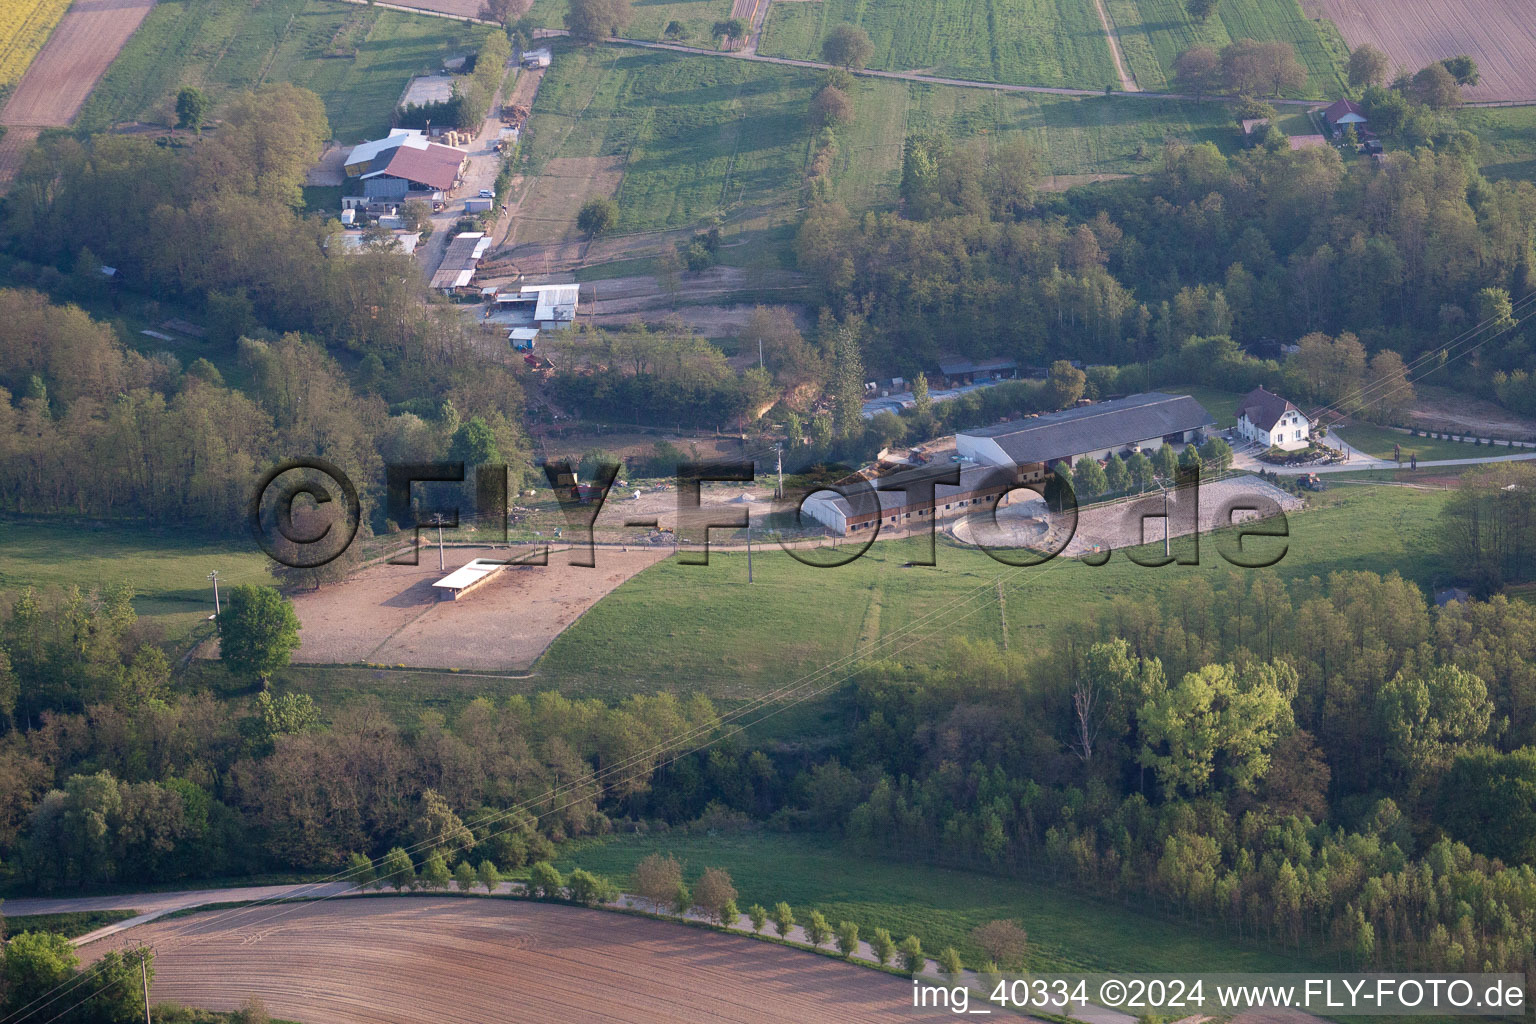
[819,463,1014,519]
[962,392,1214,465]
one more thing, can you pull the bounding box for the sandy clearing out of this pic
[288,545,670,670]
[1408,385,1536,438]
[0,0,156,128]
[1300,0,1536,103]
[81,898,960,1024]
[949,476,1303,558]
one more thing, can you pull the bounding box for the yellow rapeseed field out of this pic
[0,0,71,88]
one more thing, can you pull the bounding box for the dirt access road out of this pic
[0,0,157,187]
[419,66,538,284]
[79,897,963,1024]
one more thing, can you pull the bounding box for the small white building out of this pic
[433,558,507,600]
[1237,387,1310,450]
[508,327,539,350]
[522,283,578,329]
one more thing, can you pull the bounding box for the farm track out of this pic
[1090,0,1139,92]
[1302,0,1536,103]
[79,897,963,1024]
[527,30,1325,106]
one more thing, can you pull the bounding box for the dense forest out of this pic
[796,127,1536,417]
[0,84,532,527]
[6,558,1536,974]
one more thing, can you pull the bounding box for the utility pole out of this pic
[428,513,448,571]
[139,947,151,1024]
[774,444,784,500]
[758,337,764,371]
[746,520,753,584]
[997,580,1007,651]
[206,570,221,617]
[1163,488,1170,559]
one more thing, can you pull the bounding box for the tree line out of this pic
[793,129,1535,418]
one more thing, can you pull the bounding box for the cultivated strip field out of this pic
[1301,0,1536,103]
[757,0,1121,89]
[0,0,155,127]
[82,898,960,1024]
[1104,0,1347,96]
[0,0,72,87]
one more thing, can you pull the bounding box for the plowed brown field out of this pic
[377,0,486,18]
[0,0,155,127]
[1301,0,1536,102]
[83,897,959,1024]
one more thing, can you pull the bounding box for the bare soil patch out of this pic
[305,143,347,186]
[1409,384,1536,438]
[288,545,669,671]
[508,154,625,250]
[83,898,957,1024]
[1301,0,1536,103]
[950,476,1303,557]
[0,0,156,128]
[373,0,485,17]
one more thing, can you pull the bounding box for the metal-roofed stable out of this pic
[957,392,1214,470]
[433,558,507,599]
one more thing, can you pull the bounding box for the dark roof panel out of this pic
[961,392,1214,465]
[1238,387,1299,432]
[821,463,1017,518]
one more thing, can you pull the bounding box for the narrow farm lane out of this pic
[1090,0,1140,92]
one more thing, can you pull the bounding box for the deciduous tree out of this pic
[1347,44,1389,88]
[218,585,300,685]
[565,0,631,41]
[821,24,873,69]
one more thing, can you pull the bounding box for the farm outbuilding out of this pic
[956,392,1214,474]
[432,558,507,600]
[521,283,579,329]
[344,129,466,194]
[800,463,1028,536]
[430,232,493,292]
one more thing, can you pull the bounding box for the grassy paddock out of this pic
[1103,0,1347,97]
[557,830,1316,972]
[76,0,488,140]
[526,0,736,44]
[1336,423,1515,462]
[1460,105,1536,183]
[0,519,272,638]
[1163,384,1245,427]
[534,484,1452,698]
[831,79,1238,209]
[524,44,817,233]
[757,0,1119,90]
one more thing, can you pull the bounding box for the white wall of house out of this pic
[1240,411,1310,450]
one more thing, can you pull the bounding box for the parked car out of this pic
[478,188,495,199]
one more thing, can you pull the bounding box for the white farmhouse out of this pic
[1237,387,1310,450]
